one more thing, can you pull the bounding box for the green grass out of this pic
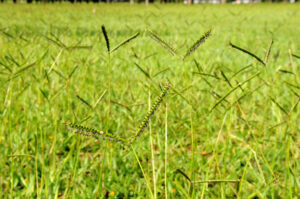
[0,3,299,198]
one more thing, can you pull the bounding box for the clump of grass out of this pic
[66,82,171,145]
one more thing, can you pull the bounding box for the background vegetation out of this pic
[0,3,299,198]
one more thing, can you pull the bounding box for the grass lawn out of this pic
[0,3,299,198]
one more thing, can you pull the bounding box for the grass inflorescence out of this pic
[65,122,127,143]
[132,82,171,143]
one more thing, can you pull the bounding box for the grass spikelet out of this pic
[131,82,171,143]
[111,32,140,53]
[147,29,178,57]
[65,122,126,143]
[183,29,212,60]
[229,42,265,66]
[101,25,110,53]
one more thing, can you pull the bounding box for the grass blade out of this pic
[101,25,110,53]
[13,62,36,76]
[175,169,191,183]
[193,72,220,80]
[269,96,288,115]
[111,32,140,53]
[147,29,178,57]
[210,71,261,112]
[0,61,12,73]
[76,95,92,109]
[291,53,300,59]
[68,65,79,79]
[278,69,295,75]
[153,67,170,78]
[134,63,151,79]
[230,64,252,79]
[229,42,265,66]
[183,29,212,60]
[192,179,240,184]
[93,90,107,109]
[66,45,93,50]
[220,70,233,88]
[43,35,66,48]
[284,81,300,90]
[264,40,273,64]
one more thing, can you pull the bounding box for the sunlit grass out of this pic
[0,3,299,198]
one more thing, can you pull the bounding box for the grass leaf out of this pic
[269,96,288,115]
[134,63,151,79]
[111,32,140,53]
[210,72,261,112]
[175,169,191,183]
[264,40,273,64]
[13,62,36,76]
[292,53,300,59]
[229,42,265,66]
[76,95,92,109]
[147,29,178,57]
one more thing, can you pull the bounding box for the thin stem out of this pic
[149,89,157,199]
[164,103,168,199]
[192,179,240,184]
[107,53,111,123]
[131,145,154,199]
[190,96,195,198]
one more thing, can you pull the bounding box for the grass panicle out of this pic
[183,29,212,60]
[65,122,126,143]
[131,82,171,143]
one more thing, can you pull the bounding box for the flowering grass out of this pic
[0,3,299,198]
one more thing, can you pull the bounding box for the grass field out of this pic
[0,3,299,198]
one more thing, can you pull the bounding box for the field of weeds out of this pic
[0,3,299,198]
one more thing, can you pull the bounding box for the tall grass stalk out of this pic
[164,103,168,199]
[148,89,157,199]
[131,145,154,199]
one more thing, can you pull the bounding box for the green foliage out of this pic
[0,3,299,199]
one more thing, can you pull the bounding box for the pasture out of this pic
[0,3,299,198]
